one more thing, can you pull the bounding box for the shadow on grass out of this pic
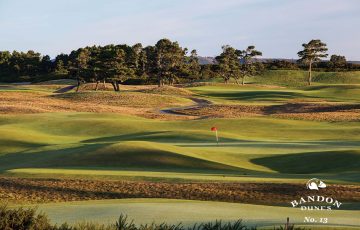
[199,90,307,101]
[81,131,239,144]
[0,142,244,173]
[303,85,360,91]
[81,131,170,143]
[251,150,360,174]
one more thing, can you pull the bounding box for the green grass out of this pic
[252,150,360,174]
[18,199,360,229]
[189,84,360,104]
[253,70,360,87]
[1,112,360,183]
[1,80,360,183]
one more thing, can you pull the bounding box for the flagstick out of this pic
[215,130,219,145]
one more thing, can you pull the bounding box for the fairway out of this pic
[1,112,360,183]
[1,83,359,229]
[25,199,360,229]
[189,84,360,104]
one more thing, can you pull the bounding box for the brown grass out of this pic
[1,85,359,121]
[0,91,194,120]
[176,105,264,118]
[140,86,193,96]
[174,103,360,121]
[52,91,191,108]
[1,177,359,205]
[78,83,153,92]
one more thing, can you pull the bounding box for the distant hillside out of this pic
[198,57,360,65]
[198,56,217,64]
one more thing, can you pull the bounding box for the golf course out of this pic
[0,71,360,229]
[2,0,360,229]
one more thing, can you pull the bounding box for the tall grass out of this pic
[0,206,309,230]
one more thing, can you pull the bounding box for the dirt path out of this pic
[53,85,77,93]
[160,97,213,116]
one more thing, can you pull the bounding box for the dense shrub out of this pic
[0,205,52,230]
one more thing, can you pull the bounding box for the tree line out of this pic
[0,38,359,88]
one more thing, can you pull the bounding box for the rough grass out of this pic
[141,86,194,96]
[52,91,191,108]
[170,103,360,121]
[0,90,194,120]
[1,177,359,205]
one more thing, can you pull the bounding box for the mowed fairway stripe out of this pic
[7,168,309,183]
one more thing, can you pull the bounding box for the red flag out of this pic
[211,127,217,131]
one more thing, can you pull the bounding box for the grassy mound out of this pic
[251,150,360,174]
[34,79,77,85]
[53,91,192,108]
[189,84,360,104]
[27,141,239,171]
[141,86,193,96]
[253,70,360,87]
[301,84,360,102]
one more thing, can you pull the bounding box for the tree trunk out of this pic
[234,78,239,85]
[308,61,312,86]
[242,76,245,85]
[111,81,119,91]
[158,78,163,87]
[103,79,106,89]
[115,81,120,92]
[94,81,99,91]
[76,78,81,92]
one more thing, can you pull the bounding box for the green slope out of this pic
[252,150,360,174]
[189,84,360,104]
[253,70,360,87]
[1,112,360,182]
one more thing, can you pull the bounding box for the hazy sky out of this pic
[0,0,359,59]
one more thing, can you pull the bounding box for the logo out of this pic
[306,178,326,190]
[290,178,341,211]
[289,178,342,224]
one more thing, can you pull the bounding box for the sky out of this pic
[0,0,359,60]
